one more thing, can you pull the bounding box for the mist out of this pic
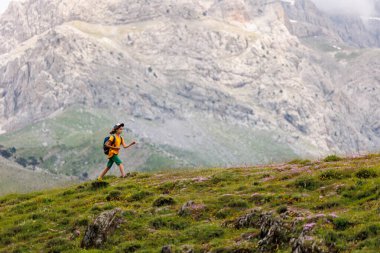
[311,0,378,17]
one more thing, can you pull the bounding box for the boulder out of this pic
[81,208,123,249]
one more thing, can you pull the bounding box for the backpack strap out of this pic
[111,135,116,146]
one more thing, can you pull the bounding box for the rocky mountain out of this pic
[283,0,380,47]
[0,0,379,176]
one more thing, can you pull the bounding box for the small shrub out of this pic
[333,218,353,231]
[294,177,321,190]
[319,170,350,180]
[355,224,380,241]
[153,196,176,207]
[91,181,109,190]
[215,208,232,219]
[277,205,288,214]
[323,155,342,162]
[227,200,249,209]
[355,169,377,179]
[106,191,123,201]
[211,172,236,184]
[355,230,369,241]
[118,242,142,252]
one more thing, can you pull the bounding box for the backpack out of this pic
[103,135,123,155]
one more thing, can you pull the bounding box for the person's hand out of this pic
[131,141,137,145]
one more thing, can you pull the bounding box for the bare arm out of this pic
[123,139,137,149]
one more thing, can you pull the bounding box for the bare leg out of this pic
[118,163,126,178]
[98,167,110,180]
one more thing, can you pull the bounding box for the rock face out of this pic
[0,0,379,171]
[231,209,330,252]
[81,208,122,249]
[283,0,380,47]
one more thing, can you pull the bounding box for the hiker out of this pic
[98,123,136,180]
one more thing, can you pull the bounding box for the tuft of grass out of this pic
[319,170,350,180]
[91,181,109,190]
[332,217,353,231]
[152,196,176,207]
[323,155,342,162]
[294,177,321,190]
[276,205,288,214]
[355,169,377,179]
[106,190,123,201]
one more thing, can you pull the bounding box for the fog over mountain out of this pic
[311,0,379,16]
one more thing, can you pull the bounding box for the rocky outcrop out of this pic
[231,209,331,252]
[81,208,123,249]
[178,201,206,219]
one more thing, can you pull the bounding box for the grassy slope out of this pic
[0,157,75,196]
[0,154,379,252]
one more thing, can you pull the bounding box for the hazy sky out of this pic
[0,0,11,14]
[0,0,378,16]
[311,0,378,16]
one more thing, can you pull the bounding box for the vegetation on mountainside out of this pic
[0,154,379,252]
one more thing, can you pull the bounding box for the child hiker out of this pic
[98,123,136,180]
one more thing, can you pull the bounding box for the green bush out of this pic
[106,190,123,201]
[323,155,342,162]
[117,242,142,252]
[294,177,321,190]
[152,196,175,207]
[355,169,378,179]
[91,181,109,190]
[319,170,350,180]
[355,224,380,241]
[227,200,249,209]
[215,209,232,219]
[277,205,288,214]
[333,218,353,231]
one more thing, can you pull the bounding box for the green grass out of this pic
[0,154,379,252]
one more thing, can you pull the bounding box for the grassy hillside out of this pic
[0,154,379,252]
[0,157,75,196]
